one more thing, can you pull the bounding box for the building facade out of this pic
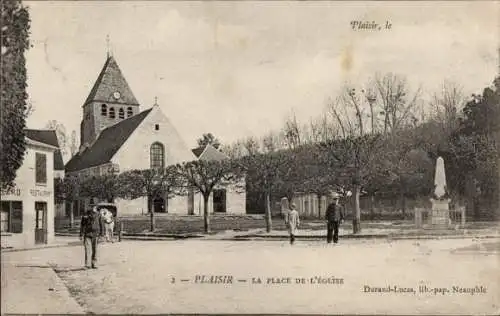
[24,129,65,218]
[1,133,59,248]
[65,54,246,216]
[187,144,246,216]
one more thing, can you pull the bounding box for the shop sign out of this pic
[30,189,52,197]
[1,187,21,196]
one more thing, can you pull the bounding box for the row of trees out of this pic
[56,159,239,233]
[4,2,496,237]
[222,73,499,230]
[57,73,499,234]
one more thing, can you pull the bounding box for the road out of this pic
[2,238,499,314]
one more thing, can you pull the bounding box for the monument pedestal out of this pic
[430,198,451,227]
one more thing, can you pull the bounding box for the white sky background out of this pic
[25,1,499,152]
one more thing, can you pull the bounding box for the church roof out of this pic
[191,146,205,158]
[25,129,65,171]
[83,55,139,106]
[65,108,152,172]
[191,144,229,161]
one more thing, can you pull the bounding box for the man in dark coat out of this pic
[325,192,344,244]
[79,206,104,269]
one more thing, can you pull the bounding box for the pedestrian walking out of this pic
[101,208,115,243]
[285,203,300,245]
[79,206,104,269]
[325,192,344,244]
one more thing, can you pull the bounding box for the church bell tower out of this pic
[80,54,140,150]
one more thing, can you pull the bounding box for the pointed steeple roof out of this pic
[84,55,139,106]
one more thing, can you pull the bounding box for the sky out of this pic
[24,1,499,158]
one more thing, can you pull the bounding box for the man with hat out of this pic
[79,206,104,269]
[325,192,345,244]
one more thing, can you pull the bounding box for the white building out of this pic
[188,144,246,216]
[1,130,61,248]
[65,54,246,216]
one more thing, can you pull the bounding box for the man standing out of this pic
[285,203,300,245]
[325,192,344,244]
[79,206,104,269]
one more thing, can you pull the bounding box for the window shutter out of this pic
[35,153,47,184]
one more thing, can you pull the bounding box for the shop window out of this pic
[1,201,23,233]
[109,107,115,119]
[35,153,47,184]
[118,108,124,119]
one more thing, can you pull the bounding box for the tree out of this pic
[430,80,465,137]
[69,130,78,157]
[382,129,434,216]
[372,73,422,134]
[25,97,34,117]
[290,144,337,217]
[197,133,221,149]
[302,113,337,144]
[241,152,285,232]
[221,139,246,160]
[54,175,80,227]
[175,159,237,233]
[0,0,30,189]
[325,86,388,233]
[282,111,302,149]
[80,172,121,203]
[242,136,261,156]
[448,77,500,219]
[240,132,294,232]
[45,120,68,159]
[119,166,182,231]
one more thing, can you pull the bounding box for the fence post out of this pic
[119,221,124,242]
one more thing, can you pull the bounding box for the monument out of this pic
[429,157,451,226]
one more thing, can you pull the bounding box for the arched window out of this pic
[127,107,133,117]
[150,142,164,169]
[101,104,107,116]
[118,108,124,119]
[109,107,115,119]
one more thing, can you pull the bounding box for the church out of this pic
[65,54,246,216]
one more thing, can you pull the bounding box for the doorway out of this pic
[148,196,166,213]
[213,189,227,213]
[154,197,166,213]
[35,202,48,244]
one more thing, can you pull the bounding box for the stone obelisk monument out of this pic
[430,157,451,226]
